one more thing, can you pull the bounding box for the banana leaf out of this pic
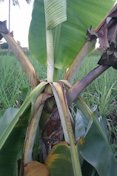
[0,107,31,176]
[0,108,18,150]
[79,118,117,176]
[29,0,114,70]
[75,99,117,176]
[45,142,74,176]
[0,81,47,150]
[0,82,47,175]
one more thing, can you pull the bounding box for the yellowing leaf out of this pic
[45,154,60,168]
[78,137,85,146]
[45,142,74,176]
[24,161,49,176]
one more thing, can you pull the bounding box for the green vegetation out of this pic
[76,54,117,117]
[74,53,117,155]
[0,54,47,116]
[0,54,29,115]
[0,1,117,176]
[1,53,116,117]
[0,53,117,151]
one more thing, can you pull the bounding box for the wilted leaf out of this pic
[0,20,9,40]
[42,108,63,155]
[98,47,117,69]
[96,4,117,50]
[94,4,117,69]
[0,21,9,34]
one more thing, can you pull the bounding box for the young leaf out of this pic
[44,0,67,29]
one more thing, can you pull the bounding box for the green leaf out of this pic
[53,0,114,69]
[0,81,47,149]
[44,0,67,29]
[0,108,19,150]
[0,108,31,176]
[29,0,114,70]
[77,97,117,176]
[75,109,88,140]
[0,108,18,136]
[79,119,117,176]
[45,142,74,176]
[29,0,47,65]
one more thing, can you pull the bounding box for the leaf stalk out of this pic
[68,65,110,104]
[2,33,39,88]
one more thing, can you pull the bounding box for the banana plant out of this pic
[0,0,117,176]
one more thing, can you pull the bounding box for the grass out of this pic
[75,53,117,117]
[74,53,117,152]
[0,52,116,117]
[0,54,30,116]
[0,53,46,116]
[0,52,117,150]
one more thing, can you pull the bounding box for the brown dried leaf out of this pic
[0,21,9,40]
[95,4,117,68]
[42,108,63,154]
